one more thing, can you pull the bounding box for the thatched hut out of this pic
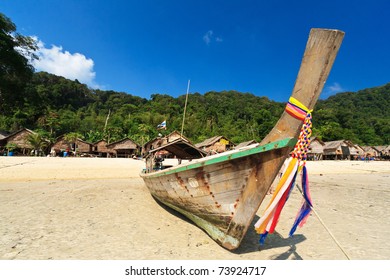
[92,140,109,157]
[348,142,365,160]
[142,130,190,156]
[0,128,36,156]
[323,140,352,160]
[51,135,92,156]
[0,130,9,141]
[382,146,390,160]
[106,138,140,158]
[307,137,325,160]
[195,136,235,154]
[0,130,10,152]
[374,145,390,160]
[235,140,257,150]
[362,146,380,159]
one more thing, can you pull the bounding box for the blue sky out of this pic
[2,0,389,101]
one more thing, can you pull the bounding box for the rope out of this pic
[295,183,352,260]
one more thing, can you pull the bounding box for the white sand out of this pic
[0,157,389,260]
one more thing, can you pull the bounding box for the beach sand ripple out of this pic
[0,157,389,260]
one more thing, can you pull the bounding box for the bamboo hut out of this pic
[1,128,36,156]
[307,137,324,160]
[362,146,381,160]
[195,136,235,154]
[234,140,258,150]
[348,142,365,160]
[374,145,390,160]
[92,140,109,157]
[0,130,10,153]
[381,145,390,160]
[0,130,9,141]
[142,130,190,156]
[323,140,352,160]
[106,138,140,158]
[51,135,92,156]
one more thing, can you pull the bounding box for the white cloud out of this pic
[203,30,223,45]
[323,82,345,97]
[203,30,213,45]
[32,37,99,88]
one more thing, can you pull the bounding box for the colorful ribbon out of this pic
[254,97,313,244]
[285,97,312,121]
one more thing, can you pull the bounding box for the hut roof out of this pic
[106,138,140,149]
[1,128,37,149]
[93,139,107,145]
[0,130,10,140]
[4,128,36,139]
[235,140,257,149]
[147,138,206,159]
[144,130,190,147]
[195,135,237,149]
[323,140,350,149]
[381,145,390,155]
[362,146,381,152]
[373,146,388,152]
[195,136,223,148]
[309,136,325,145]
[166,130,191,142]
[78,138,93,145]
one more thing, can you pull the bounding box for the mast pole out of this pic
[181,80,190,137]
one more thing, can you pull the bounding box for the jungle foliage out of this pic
[1,71,389,146]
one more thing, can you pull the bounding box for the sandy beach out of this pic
[0,156,389,260]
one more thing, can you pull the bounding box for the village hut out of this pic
[307,137,325,160]
[323,140,354,160]
[362,146,381,160]
[235,140,257,150]
[348,142,365,160]
[0,130,9,141]
[0,130,10,152]
[374,145,390,160]
[51,135,92,156]
[142,130,190,157]
[195,135,235,154]
[0,128,36,156]
[92,139,109,157]
[381,145,390,160]
[106,138,140,158]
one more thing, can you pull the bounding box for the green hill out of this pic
[0,71,389,146]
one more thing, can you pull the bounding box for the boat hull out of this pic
[140,28,345,249]
[141,138,296,249]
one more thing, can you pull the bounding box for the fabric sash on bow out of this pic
[254,97,314,245]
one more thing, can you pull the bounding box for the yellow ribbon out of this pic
[288,97,313,113]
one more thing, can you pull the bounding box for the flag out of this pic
[157,120,166,130]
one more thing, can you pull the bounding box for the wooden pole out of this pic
[181,80,190,137]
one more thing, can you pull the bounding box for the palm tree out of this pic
[27,132,48,156]
[5,143,18,156]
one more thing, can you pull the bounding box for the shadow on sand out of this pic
[153,197,306,260]
[231,216,306,260]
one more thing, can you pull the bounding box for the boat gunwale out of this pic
[140,137,297,178]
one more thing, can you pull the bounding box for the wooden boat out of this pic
[140,28,344,250]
